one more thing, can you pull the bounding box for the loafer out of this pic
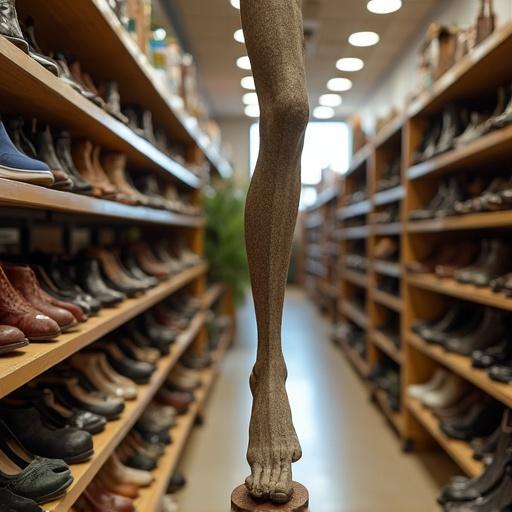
[0,488,43,512]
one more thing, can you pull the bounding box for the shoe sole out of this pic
[28,332,61,342]
[3,35,29,53]
[0,338,29,355]
[34,476,74,504]
[63,448,94,464]
[61,321,78,333]
[0,164,55,186]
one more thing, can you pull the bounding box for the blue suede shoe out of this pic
[0,122,54,185]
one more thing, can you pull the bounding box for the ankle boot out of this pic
[20,17,59,76]
[102,81,129,124]
[91,146,119,199]
[0,0,28,52]
[102,153,146,205]
[55,131,93,194]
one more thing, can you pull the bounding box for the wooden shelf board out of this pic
[407,210,512,233]
[16,0,231,179]
[372,116,404,149]
[369,329,402,364]
[338,225,370,240]
[309,186,339,210]
[202,283,225,310]
[407,273,512,312]
[46,311,206,512]
[407,397,483,477]
[319,282,339,300]
[371,289,403,313]
[0,263,207,400]
[408,124,512,182]
[408,20,512,118]
[374,389,403,435]
[340,302,368,330]
[135,329,233,510]
[342,268,369,289]
[371,222,403,236]
[304,214,323,229]
[374,186,405,206]
[0,179,204,226]
[373,260,402,278]
[346,145,372,177]
[408,333,512,409]
[0,35,200,188]
[337,200,372,220]
[340,341,370,378]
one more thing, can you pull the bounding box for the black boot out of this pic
[0,0,28,53]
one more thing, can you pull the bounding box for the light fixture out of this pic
[327,77,353,92]
[241,76,255,90]
[348,31,380,47]
[245,105,260,118]
[336,57,364,72]
[367,0,402,14]
[153,28,167,41]
[243,92,258,105]
[230,0,240,9]
[313,106,335,119]
[234,29,245,44]
[319,94,342,107]
[236,56,251,70]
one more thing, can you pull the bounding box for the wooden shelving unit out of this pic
[340,341,370,378]
[374,389,403,435]
[342,269,368,289]
[370,329,402,364]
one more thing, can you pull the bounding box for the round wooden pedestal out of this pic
[231,482,309,512]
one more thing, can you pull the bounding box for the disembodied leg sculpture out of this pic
[241,0,309,504]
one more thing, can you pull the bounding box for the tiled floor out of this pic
[177,287,457,512]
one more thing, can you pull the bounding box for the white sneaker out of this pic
[421,373,466,409]
[407,368,448,400]
[160,494,179,512]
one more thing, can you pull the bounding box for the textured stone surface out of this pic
[232,483,309,512]
[240,0,309,505]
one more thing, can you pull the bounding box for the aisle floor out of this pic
[177,287,457,512]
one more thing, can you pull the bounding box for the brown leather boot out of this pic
[91,146,122,201]
[101,153,141,206]
[130,242,172,279]
[0,325,29,354]
[0,264,60,340]
[3,264,77,332]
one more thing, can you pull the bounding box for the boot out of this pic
[0,0,28,52]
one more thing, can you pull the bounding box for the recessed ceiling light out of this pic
[367,0,402,14]
[230,0,240,9]
[319,94,342,107]
[313,106,335,119]
[241,76,255,90]
[336,57,364,72]
[245,105,260,118]
[234,29,245,44]
[243,92,258,105]
[327,78,353,92]
[236,56,251,70]
[348,31,380,47]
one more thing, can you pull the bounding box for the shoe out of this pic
[435,105,466,155]
[461,240,511,288]
[373,237,399,260]
[410,181,450,220]
[0,324,28,354]
[0,488,43,512]
[0,0,28,52]
[0,264,60,341]
[472,426,501,463]
[102,82,129,124]
[104,453,153,487]
[435,243,480,278]
[20,17,59,76]
[0,122,53,185]
[472,339,512,369]
[102,153,147,206]
[420,373,467,409]
[407,368,448,400]
[167,472,187,493]
[55,131,93,194]
[75,259,125,307]
[155,387,193,414]
[0,404,93,464]
[3,264,77,332]
[81,479,135,512]
[130,242,172,279]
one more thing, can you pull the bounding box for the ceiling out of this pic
[160,0,443,119]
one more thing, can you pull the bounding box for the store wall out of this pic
[361,0,512,131]
[218,118,253,186]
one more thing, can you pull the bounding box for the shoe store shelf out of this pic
[373,389,403,436]
[369,329,403,364]
[311,186,340,209]
[16,0,232,179]
[371,222,403,236]
[407,124,512,182]
[342,268,369,289]
[340,341,370,378]
[407,20,512,118]
[337,200,372,220]
[340,302,369,330]
[407,273,512,312]
[135,328,234,511]
[371,289,403,313]
[346,144,372,177]
[0,179,205,227]
[202,283,226,310]
[372,116,404,150]
[374,186,405,206]
[0,36,201,189]
[373,260,402,278]
[45,310,207,512]
[304,213,323,230]
[0,263,207,400]
[319,281,339,300]
[407,210,512,233]
[408,333,512,409]
[407,398,483,478]
[336,225,370,240]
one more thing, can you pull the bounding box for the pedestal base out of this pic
[231,482,309,512]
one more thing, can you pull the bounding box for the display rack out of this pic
[301,18,512,476]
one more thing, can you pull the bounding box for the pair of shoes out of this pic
[409,177,464,219]
[377,156,401,191]
[408,369,468,409]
